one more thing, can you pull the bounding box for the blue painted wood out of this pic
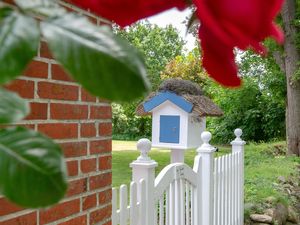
[143,92,193,113]
[159,115,180,143]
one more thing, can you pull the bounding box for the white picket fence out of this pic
[112,129,245,225]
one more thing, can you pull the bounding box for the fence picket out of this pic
[130,182,137,225]
[185,182,190,225]
[112,130,245,225]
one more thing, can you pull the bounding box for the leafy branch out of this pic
[0,0,150,207]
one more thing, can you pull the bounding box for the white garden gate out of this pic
[112,129,245,225]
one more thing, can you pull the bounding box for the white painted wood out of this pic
[166,189,169,225]
[169,182,175,225]
[180,179,185,225]
[159,196,164,225]
[130,139,158,225]
[151,100,206,150]
[112,131,245,225]
[231,129,246,225]
[112,188,117,225]
[130,182,138,225]
[139,179,147,225]
[185,182,190,225]
[120,185,128,225]
[154,163,197,200]
[196,131,216,225]
[151,101,188,149]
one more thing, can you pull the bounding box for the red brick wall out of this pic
[0,2,112,225]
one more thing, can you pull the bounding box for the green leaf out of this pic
[0,88,29,124]
[41,14,150,102]
[0,127,67,208]
[0,8,39,84]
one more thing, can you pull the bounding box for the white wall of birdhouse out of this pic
[151,100,188,149]
[150,100,206,149]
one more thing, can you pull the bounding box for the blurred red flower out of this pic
[69,0,284,87]
[69,0,186,27]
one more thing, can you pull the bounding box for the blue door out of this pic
[159,115,180,143]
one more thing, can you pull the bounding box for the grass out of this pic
[112,140,300,207]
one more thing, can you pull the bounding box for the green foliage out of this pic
[42,14,150,102]
[113,22,185,139]
[112,141,299,208]
[115,21,185,90]
[0,7,39,84]
[0,0,150,207]
[0,88,29,124]
[161,48,207,85]
[0,127,67,208]
[204,51,286,143]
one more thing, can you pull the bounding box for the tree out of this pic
[115,21,185,89]
[161,48,207,86]
[112,22,185,139]
[273,0,300,156]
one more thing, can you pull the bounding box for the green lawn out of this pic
[112,140,300,206]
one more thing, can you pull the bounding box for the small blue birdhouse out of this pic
[136,79,223,150]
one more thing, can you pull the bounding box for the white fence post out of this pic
[231,129,246,225]
[130,138,158,225]
[194,131,216,225]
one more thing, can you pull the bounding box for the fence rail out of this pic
[112,129,245,225]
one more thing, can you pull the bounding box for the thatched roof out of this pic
[136,79,223,118]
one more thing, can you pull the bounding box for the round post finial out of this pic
[234,128,243,141]
[201,131,212,144]
[136,138,152,162]
[197,131,216,153]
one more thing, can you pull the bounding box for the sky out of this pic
[146,8,196,52]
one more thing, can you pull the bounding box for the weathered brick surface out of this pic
[24,60,48,78]
[0,2,112,225]
[39,199,80,224]
[51,64,73,82]
[0,198,24,216]
[0,212,37,225]
[81,158,97,174]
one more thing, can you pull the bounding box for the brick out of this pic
[66,178,87,197]
[23,60,48,78]
[57,215,87,225]
[0,212,37,225]
[81,88,96,102]
[98,189,112,205]
[80,158,97,173]
[38,123,78,139]
[90,205,112,225]
[39,199,80,224]
[80,123,96,138]
[51,64,73,82]
[99,123,112,136]
[67,160,78,177]
[98,155,112,171]
[0,197,24,216]
[38,82,79,101]
[5,79,34,98]
[90,106,111,119]
[40,41,53,59]
[61,141,87,158]
[26,102,48,120]
[89,172,111,190]
[90,140,111,155]
[82,193,97,210]
[51,103,88,120]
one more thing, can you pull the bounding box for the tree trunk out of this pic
[281,0,300,156]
